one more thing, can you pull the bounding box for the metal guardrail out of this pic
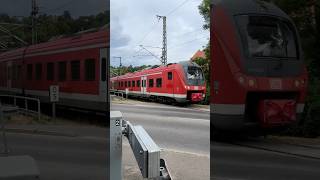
[110,111,171,180]
[110,90,125,100]
[0,95,41,121]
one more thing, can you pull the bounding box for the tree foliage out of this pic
[0,10,109,51]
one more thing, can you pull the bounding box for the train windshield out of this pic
[184,66,205,86]
[236,15,298,58]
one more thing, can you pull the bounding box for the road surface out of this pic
[1,126,108,180]
[211,137,320,180]
[111,100,210,180]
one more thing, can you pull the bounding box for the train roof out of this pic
[111,61,202,80]
[0,29,109,62]
[211,0,290,19]
[111,63,181,80]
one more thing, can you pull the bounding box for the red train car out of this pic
[110,61,206,103]
[0,29,109,112]
[210,0,308,134]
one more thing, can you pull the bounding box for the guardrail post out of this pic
[110,111,123,180]
[13,97,16,107]
[25,99,28,111]
[37,100,41,121]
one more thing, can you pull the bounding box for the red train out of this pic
[0,29,109,112]
[110,61,206,103]
[210,0,308,135]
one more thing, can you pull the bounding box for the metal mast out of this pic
[31,0,39,44]
[156,15,167,65]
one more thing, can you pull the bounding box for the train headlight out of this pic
[294,80,300,87]
[239,77,245,84]
[248,79,255,87]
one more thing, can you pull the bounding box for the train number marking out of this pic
[50,85,60,102]
[115,119,120,126]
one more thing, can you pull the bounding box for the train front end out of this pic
[210,0,308,132]
[180,61,206,103]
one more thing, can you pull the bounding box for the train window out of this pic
[132,80,135,87]
[27,64,33,80]
[125,81,127,87]
[149,79,154,87]
[121,81,123,87]
[137,80,140,87]
[58,61,67,81]
[17,65,21,80]
[71,60,80,81]
[168,72,173,80]
[7,66,12,80]
[156,78,162,88]
[12,65,16,80]
[235,15,298,58]
[101,58,106,82]
[35,63,42,80]
[85,59,95,81]
[128,81,131,87]
[47,63,54,81]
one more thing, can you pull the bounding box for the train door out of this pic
[167,71,174,97]
[6,61,12,89]
[99,48,108,102]
[141,76,147,95]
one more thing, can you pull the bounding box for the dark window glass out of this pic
[17,65,21,80]
[27,64,32,80]
[71,60,80,81]
[168,72,173,80]
[183,65,205,86]
[128,81,131,87]
[137,80,140,87]
[12,65,16,80]
[85,59,95,81]
[235,15,298,58]
[156,78,162,88]
[125,81,127,87]
[7,66,11,80]
[35,63,42,80]
[101,58,106,81]
[59,61,67,81]
[132,80,135,87]
[149,79,154,87]
[47,63,54,81]
[121,81,123,87]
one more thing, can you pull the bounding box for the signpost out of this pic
[49,86,59,119]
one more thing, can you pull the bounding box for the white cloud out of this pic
[110,0,209,67]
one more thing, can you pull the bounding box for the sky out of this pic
[0,0,108,18]
[110,0,209,67]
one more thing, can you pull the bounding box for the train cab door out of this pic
[99,48,108,102]
[141,76,147,95]
[6,62,12,89]
[167,71,174,96]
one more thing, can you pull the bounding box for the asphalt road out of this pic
[1,128,108,180]
[111,102,210,155]
[211,139,320,180]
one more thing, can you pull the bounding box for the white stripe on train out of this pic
[0,87,104,102]
[210,103,305,114]
[116,90,187,99]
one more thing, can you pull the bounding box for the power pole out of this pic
[156,15,167,65]
[31,0,39,45]
[113,56,122,76]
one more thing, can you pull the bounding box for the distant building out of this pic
[190,50,206,61]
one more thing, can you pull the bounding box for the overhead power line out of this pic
[166,0,192,16]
